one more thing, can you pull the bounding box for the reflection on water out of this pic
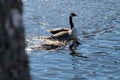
[24,0,120,80]
[70,49,89,58]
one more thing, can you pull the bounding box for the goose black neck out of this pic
[69,16,74,29]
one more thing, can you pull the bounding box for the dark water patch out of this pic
[70,50,90,58]
[92,51,109,56]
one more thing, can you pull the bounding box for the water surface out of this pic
[23,0,120,80]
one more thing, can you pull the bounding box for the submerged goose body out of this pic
[48,13,78,40]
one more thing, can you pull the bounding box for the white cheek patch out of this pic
[10,9,22,27]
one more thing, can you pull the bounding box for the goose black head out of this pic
[70,13,77,17]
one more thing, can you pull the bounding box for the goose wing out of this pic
[51,31,72,40]
[47,28,70,34]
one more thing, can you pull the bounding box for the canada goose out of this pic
[47,13,77,35]
[48,13,78,41]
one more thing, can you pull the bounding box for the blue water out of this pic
[23,0,120,80]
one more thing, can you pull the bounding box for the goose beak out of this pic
[71,13,77,17]
[73,14,77,17]
[74,14,77,16]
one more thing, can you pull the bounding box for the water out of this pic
[23,0,120,80]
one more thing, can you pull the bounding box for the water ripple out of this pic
[24,0,120,80]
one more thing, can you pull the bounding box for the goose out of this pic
[48,13,78,41]
[47,13,77,35]
[38,13,81,50]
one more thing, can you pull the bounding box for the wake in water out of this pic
[26,36,80,51]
